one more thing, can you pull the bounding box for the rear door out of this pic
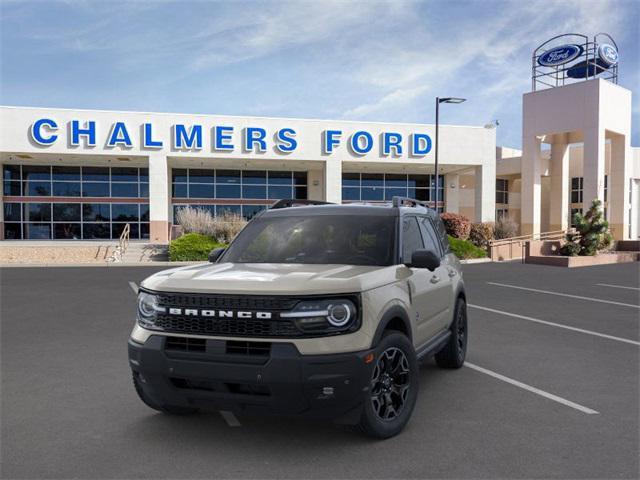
[402,216,449,346]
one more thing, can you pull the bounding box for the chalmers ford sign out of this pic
[28,118,434,157]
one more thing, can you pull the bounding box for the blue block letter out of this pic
[214,126,234,151]
[323,130,342,154]
[350,131,373,155]
[30,118,58,145]
[143,123,163,148]
[383,132,403,156]
[71,120,96,146]
[411,133,432,156]
[107,122,133,147]
[275,128,297,153]
[244,127,267,152]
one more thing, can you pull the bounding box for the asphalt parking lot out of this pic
[1,261,638,479]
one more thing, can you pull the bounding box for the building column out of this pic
[549,134,570,232]
[148,153,170,244]
[306,169,324,201]
[445,173,459,214]
[609,134,631,240]
[474,163,495,223]
[521,135,543,236]
[324,160,342,204]
[582,126,605,212]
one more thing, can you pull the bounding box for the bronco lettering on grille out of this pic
[167,308,272,319]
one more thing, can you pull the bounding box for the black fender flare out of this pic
[371,305,413,347]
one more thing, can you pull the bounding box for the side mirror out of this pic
[406,249,441,271]
[208,247,226,263]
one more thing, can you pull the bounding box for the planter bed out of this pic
[525,252,639,268]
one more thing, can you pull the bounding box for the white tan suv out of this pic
[129,197,468,438]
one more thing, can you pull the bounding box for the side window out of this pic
[433,216,451,254]
[419,217,442,257]
[402,216,424,263]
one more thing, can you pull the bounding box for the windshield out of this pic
[223,214,396,266]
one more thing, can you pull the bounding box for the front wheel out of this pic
[356,331,418,439]
[435,298,467,369]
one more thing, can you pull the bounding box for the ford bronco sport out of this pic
[129,197,468,438]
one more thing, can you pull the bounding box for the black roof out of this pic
[262,202,438,218]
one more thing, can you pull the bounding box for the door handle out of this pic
[430,275,440,284]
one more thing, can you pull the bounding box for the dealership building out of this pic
[0,34,638,244]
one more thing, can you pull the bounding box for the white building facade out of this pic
[0,106,496,243]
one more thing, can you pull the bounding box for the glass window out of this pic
[188,183,215,199]
[3,181,21,196]
[342,173,360,187]
[172,183,187,198]
[361,173,384,187]
[52,182,81,197]
[216,170,241,184]
[82,182,110,197]
[419,217,442,257]
[242,170,266,184]
[267,171,292,185]
[172,168,188,183]
[402,216,424,263]
[24,223,51,239]
[217,204,241,216]
[139,168,149,182]
[268,185,292,200]
[243,185,267,199]
[293,171,307,185]
[111,183,138,198]
[113,222,139,239]
[25,203,51,221]
[4,223,22,239]
[361,187,384,201]
[53,203,81,221]
[216,184,241,199]
[112,204,139,221]
[343,187,360,201]
[140,204,150,222]
[83,203,110,221]
[23,165,50,181]
[54,223,81,239]
[189,169,215,183]
[83,223,110,239]
[26,181,51,196]
[385,174,407,187]
[4,202,22,221]
[140,183,149,197]
[496,178,509,204]
[385,187,407,200]
[294,186,307,199]
[409,188,429,201]
[110,167,138,182]
[604,175,608,202]
[3,165,21,181]
[141,223,150,239]
[82,167,109,182]
[52,166,80,181]
[242,205,266,220]
[408,175,429,188]
[570,177,583,204]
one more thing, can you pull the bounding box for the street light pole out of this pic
[434,96,466,211]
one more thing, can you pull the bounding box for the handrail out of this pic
[489,229,570,247]
[106,223,131,262]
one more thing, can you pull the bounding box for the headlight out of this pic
[136,291,165,330]
[281,298,358,334]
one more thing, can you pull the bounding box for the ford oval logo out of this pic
[538,44,583,67]
[598,44,618,66]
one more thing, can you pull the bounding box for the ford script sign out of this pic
[598,43,618,66]
[537,44,583,67]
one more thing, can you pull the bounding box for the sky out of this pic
[1,0,638,148]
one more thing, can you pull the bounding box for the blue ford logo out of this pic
[538,44,583,67]
[598,44,618,66]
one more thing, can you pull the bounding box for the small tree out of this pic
[560,199,613,256]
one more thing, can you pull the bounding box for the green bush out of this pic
[448,235,487,260]
[169,233,226,261]
[560,199,613,256]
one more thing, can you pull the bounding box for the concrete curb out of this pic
[0,261,204,268]
[460,258,492,264]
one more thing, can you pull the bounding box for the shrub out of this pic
[469,222,495,249]
[440,213,471,240]
[169,233,225,261]
[494,216,519,239]
[448,235,487,259]
[560,199,613,256]
[176,207,247,243]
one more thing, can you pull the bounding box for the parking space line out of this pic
[469,304,640,346]
[464,362,599,415]
[487,282,640,309]
[129,282,138,294]
[596,283,640,291]
[220,410,241,427]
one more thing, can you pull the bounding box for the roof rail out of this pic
[391,196,430,209]
[270,199,334,210]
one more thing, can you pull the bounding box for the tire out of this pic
[435,298,467,369]
[356,331,419,439]
[132,373,199,415]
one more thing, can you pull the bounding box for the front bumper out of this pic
[128,335,374,422]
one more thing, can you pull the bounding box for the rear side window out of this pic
[432,216,451,254]
[402,216,424,263]
[419,217,443,257]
